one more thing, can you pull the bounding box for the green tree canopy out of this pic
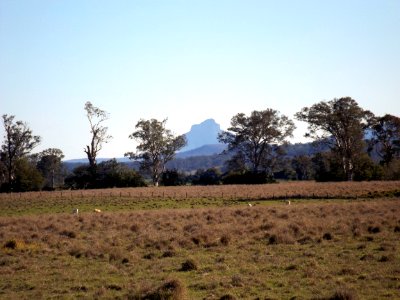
[125,119,186,186]
[296,97,373,181]
[36,148,65,190]
[369,114,400,165]
[218,109,295,174]
[1,114,41,191]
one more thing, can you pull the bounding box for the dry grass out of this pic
[1,197,399,299]
[1,181,399,217]
[1,180,399,201]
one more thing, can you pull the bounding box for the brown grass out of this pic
[0,198,399,298]
[1,180,399,202]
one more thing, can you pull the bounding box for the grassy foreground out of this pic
[1,187,400,299]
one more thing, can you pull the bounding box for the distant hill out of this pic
[181,119,223,152]
[176,144,226,158]
[63,118,333,173]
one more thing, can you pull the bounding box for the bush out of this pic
[220,234,231,246]
[328,288,358,300]
[65,160,146,189]
[161,169,186,186]
[59,230,76,238]
[222,171,275,185]
[191,168,221,185]
[3,239,17,250]
[180,259,198,271]
[142,279,187,300]
[220,295,237,300]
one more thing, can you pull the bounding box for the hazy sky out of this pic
[1,0,399,159]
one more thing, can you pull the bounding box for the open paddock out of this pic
[1,198,399,299]
[0,181,399,216]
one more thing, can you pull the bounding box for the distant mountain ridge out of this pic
[181,118,223,152]
[63,119,329,171]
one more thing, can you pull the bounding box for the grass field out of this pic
[1,181,400,299]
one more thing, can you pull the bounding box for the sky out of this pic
[1,0,399,160]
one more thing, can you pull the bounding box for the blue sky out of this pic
[1,0,399,159]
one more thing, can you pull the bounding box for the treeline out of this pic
[1,97,399,192]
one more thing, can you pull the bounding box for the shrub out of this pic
[3,239,17,250]
[143,279,187,300]
[222,171,275,185]
[367,226,380,234]
[328,288,357,300]
[220,234,231,246]
[231,274,244,287]
[143,253,156,260]
[161,250,176,258]
[180,259,198,271]
[268,234,278,245]
[130,224,140,232]
[220,294,237,300]
[59,230,76,238]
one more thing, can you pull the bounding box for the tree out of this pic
[1,115,41,191]
[292,155,314,180]
[191,168,221,185]
[36,148,65,190]
[218,109,295,174]
[161,169,186,186]
[369,114,400,166]
[83,101,112,169]
[296,97,373,181]
[125,119,186,186]
[14,157,44,192]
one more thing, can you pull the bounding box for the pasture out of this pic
[0,181,400,299]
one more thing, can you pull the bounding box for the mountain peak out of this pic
[182,119,222,152]
[189,118,219,131]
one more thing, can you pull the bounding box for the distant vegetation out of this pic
[1,97,399,192]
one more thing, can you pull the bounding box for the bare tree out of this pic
[83,101,112,169]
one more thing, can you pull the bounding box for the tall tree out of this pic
[295,97,373,181]
[125,119,186,186]
[1,115,41,191]
[369,114,400,165]
[218,109,295,173]
[84,101,112,169]
[36,148,65,189]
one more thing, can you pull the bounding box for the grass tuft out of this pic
[141,279,187,300]
[327,288,357,300]
[180,259,198,271]
[219,294,237,300]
